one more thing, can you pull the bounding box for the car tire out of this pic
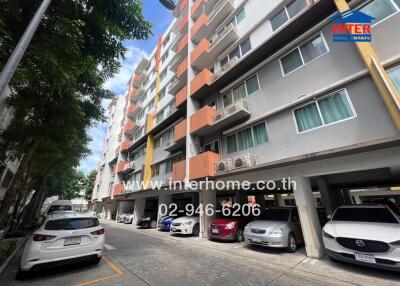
[150,220,157,229]
[192,224,200,236]
[287,232,297,253]
[236,229,244,242]
[93,256,102,264]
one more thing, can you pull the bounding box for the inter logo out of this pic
[331,9,375,42]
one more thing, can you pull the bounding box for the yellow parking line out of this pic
[74,256,123,286]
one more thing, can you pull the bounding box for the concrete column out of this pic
[293,176,324,259]
[317,177,347,216]
[106,204,111,220]
[275,194,285,207]
[255,194,267,213]
[157,194,172,222]
[133,198,146,224]
[199,189,216,238]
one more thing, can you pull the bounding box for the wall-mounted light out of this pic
[159,0,176,10]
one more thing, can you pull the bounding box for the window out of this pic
[270,0,308,31]
[159,88,166,100]
[280,33,328,75]
[161,50,169,64]
[235,8,246,25]
[160,69,167,81]
[156,111,165,124]
[293,89,355,133]
[150,82,156,92]
[222,74,260,107]
[220,37,252,67]
[165,159,173,173]
[389,66,400,93]
[226,122,269,153]
[202,140,219,153]
[359,0,400,25]
[154,137,162,149]
[151,164,160,177]
[163,34,170,47]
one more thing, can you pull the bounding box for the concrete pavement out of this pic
[0,220,399,286]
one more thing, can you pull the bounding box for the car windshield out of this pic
[45,218,99,230]
[257,209,290,221]
[48,205,72,213]
[333,207,399,224]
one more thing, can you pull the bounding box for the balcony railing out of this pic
[210,23,236,49]
[211,56,239,82]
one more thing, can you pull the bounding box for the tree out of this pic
[83,170,97,201]
[0,0,152,228]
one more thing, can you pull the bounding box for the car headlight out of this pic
[322,229,335,239]
[182,221,192,226]
[145,217,151,221]
[225,222,236,229]
[269,227,283,235]
[244,226,250,232]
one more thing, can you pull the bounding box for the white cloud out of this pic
[79,43,148,174]
[103,43,149,95]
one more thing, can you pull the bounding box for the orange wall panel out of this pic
[191,14,208,39]
[191,38,209,65]
[176,85,187,108]
[174,119,187,142]
[172,160,186,182]
[189,152,220,180]
[190,69,213,96]
[190,105,216,134]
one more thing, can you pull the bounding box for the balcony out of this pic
[191,23,239,70]
[116,160,127,174]
[211,56,240,82]
[176,57,188,79]
[190,105,216,135]
[127,103,142,118]
[178,34,188,55]
[172,160,186,182]
[189,152,220,180]
[190,69,213,97]
[191,0,218,20]
[179,0,188,13]
[169,74,186,95]
[174,119,187,143]
[123,119,144,135]
[190,100,250,136]
[170,53,185,72]
[171,33,182,53]
[132,74,142,88]
[176,85,187,108]
[124,161,135,173]
[191,0,234,44]
[113,183,125,196]
[178,15,188,33]
[129,88,138,101]
[121,140,132,152]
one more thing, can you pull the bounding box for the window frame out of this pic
[220,37,252,68]
[225,121,269,154]
[358,0,400,27]
[269,0,310,32]
[279,32,329,77]
[292,88,357,134]
[222,73,260,108]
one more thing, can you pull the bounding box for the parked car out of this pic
[158,213,184,231]
[170,216,200,236]
[243,207,303,252]
[323,204,400,271]
[19,211,104,276]
[46,200,73,214]
[208,212,253,242]
[136,212,158,229]
[116,213,129,223]
[123,214,135,224]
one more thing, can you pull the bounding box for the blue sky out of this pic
[78,1,173,174]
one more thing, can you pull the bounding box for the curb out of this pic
[0,236,29,275]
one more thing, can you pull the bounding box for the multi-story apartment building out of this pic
[93,0,400,259]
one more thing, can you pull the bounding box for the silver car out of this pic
[243,207,303,252]
[323,204,400,271]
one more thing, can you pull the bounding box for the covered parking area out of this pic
[204,142,400,259]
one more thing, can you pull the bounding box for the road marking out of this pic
[233,244,246,249]
[104,243,116,250]
[74,256,123,286]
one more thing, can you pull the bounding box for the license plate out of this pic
[64,236,81,246]
[355,253,376,264]
[252,237,261,243]
[212,229,219,234]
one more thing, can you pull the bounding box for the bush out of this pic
[4,230,27,238]
[0,239,17,267]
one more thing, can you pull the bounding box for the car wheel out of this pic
[150,220,157,229]
[93,256,102,264]
[236,229,244,242]
[287,232,297,253]
[192,224,200,236]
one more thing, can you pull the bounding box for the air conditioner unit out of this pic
[164,139,174,149]
[124,161,135,172]
[215,112,224,121]
[233,154,256,170]
[215,159,233,173]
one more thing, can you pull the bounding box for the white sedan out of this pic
[19,211,105,274]
[170,216,200,236]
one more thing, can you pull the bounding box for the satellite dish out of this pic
[159,0,176,10]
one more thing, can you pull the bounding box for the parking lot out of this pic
[1,220,399,286]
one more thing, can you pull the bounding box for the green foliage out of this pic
[0,239,17,267]
[83,170,97,200]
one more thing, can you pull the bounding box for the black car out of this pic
[136,212,158,229]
